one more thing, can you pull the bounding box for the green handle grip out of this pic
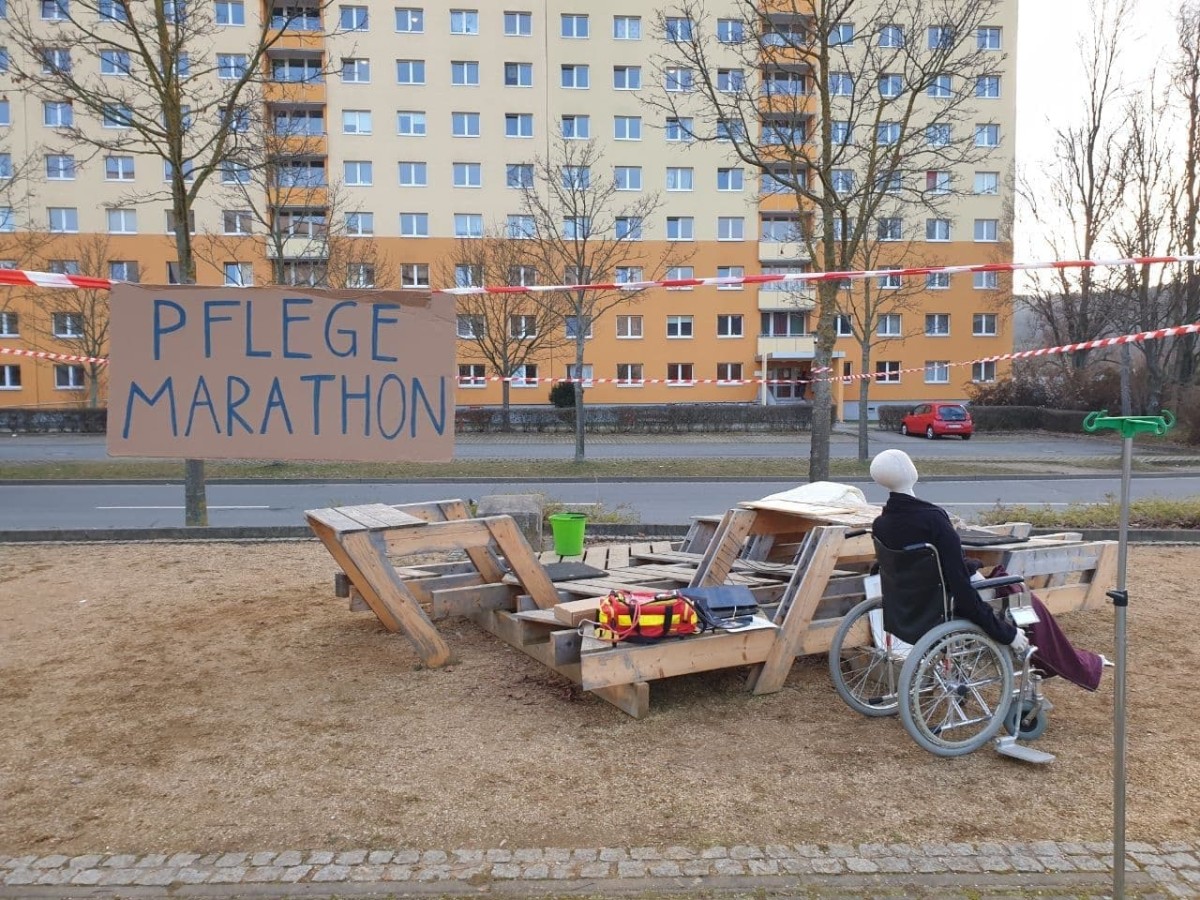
[1082,409,1176,438]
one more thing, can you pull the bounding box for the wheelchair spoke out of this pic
[908,631,1011,749]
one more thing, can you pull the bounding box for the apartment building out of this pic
[0,0,1016,417]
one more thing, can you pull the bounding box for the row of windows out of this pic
[839,313,999,338]
[874,360,997,384]
[0,363,85,390]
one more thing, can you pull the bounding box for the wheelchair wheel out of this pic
[898,620,1014,757]
[1005,699,1049,740]
[829,597,901,717]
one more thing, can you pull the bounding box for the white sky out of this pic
[1014,0,1181,260]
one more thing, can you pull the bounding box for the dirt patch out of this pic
[1,541,1197,855]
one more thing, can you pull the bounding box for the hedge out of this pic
[0,407,107,433]
[875,404,1088,434]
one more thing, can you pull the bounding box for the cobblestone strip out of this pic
[1,840,1197,895]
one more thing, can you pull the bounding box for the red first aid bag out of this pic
[596,590,702,643]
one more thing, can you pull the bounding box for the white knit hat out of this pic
[870,449,918,496]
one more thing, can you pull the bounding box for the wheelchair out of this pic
[829,535,1054,762]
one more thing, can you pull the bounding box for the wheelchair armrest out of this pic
[974,574,1025,591]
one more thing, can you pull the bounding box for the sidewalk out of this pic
[3,839,1197,899]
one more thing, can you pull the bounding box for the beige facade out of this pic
[0,0,1016,418]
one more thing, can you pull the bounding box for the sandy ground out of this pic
[1,541,1197,856]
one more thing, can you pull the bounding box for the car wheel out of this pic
[962,434,972,441]
[925,426,937,440]
[900,423,909,436]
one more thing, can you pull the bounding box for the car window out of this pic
[938,405,968,421]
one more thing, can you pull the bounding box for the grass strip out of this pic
[978,497,1200,529]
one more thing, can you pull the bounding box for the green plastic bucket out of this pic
[548,513,587,556]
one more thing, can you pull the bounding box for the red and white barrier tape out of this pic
[0,346,110,365]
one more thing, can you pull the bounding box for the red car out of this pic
[900,402,974,440]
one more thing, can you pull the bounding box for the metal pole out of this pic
[1112,434,1133,899]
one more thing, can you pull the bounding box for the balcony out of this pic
[758,240,807,262]
[264,236,329,259]
[757,287,815,310]
[757,335,816,359]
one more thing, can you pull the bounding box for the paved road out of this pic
[0,429,1176,461]
[2,475,1194,531]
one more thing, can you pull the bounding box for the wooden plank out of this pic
[795,615,868,656]
[554,595,607,626]
[583,546,610,568]
[381,518,497,558]
[1032,582,1090,616]
[690,507,758,587]
[348,587,370,612]
[607,544,631,568]
[341,529,454,666]
[1082,541,1119,610]
[485,516,562,610]
[749,526,846,694]
[429,582,515,619]
[305,507,369,534]
[550,628,582,666]
[579,628,777,691]
[513,608,564,625]
[335,504,424,530]
[1000,544,1106,580]
[403,572,485,607]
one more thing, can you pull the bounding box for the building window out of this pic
[878,270,902,289]
[924,170,951,194]
[41,0,68,19]
[613,15,640,39]
[505,113,534,137]
[974,171,1000,194]
[44,101,73,128]
[563,217,590,239]
[877,218,902,241]
[0,312,18,337]
[664,66,693,92]
[48,207,79,233]
[665,167,693,191]
[397,111,425,135]
[395,7,422,32]
[449,9,478,34]
[716,265,744,288]
[614,166,641,191]
[663,117,693,143]
[613,65,641,90]
[925,313,950,335]
[55,364,85,389]
[504,61,533,86]
[978,26,1001,50]
[565,316,592,339]
[566,364,594,387]
[974,218,999,241]
[103,156,134,181]
[108,261,139,282]
[616,315,643,338]
[878,73,902,98]
[974,271,999,290]
[560,114,589,139]
[345,212,373,235]
[222,262,253,286]
[504,11,531,36]
[52,312,84,338]
[877,314,901,337]
[452,111,481,137]
[0,364,19,389]
[561,12,588,38]
[664,15,693,41]
[878,24,904,47]
[666,216,694,241]
[973,313,998,336]
[717,18,744,42]
[875,361,901,383]
[835,314,853,337]
[717,314,744,336]
[716,362,743,383]
[342,58,370,82]
[829,72,854,96]
[106,208,137,233]
[342,160,371,185]
[453,162,482,187]
[613,115,641,140]
[399,213,429,237]
[717,217,744,241]
[717,68,744,93]
[760,311,808,337]
[215,53,248,79]
[165,210,196,234]
[928,25,954,49]
[925,361,950,384]
[402,263,430,287]
[615,363,643,386]
[830,22,854,44]
[976,75,1000,98]
[926,218,951,241]
[453,264,481,288]
[454,213,484,238]
[975,123,1000,147]
[666,315,693,338]
[339,5,368,30]
[505,314,535,339]
[926,272,950,290]
[396,59,426,84]
[510,364,538,388]
[342,110,372,134]
[398,161,427,186]
[561,64,589,89]
[458,363,486,386]
[506,265,536,286]
[666,363,694,383]
[928,74,952,98]
[216,0,244,24]
[345,264,375,288]
[451,60,480,85]
[926,122,951,147]
[45,154,76,180]
[614,216,643,240]
[877,122,900,145]
[973,360,997,382]
[716,168,743,191]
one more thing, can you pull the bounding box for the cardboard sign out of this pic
[106,285,456,462]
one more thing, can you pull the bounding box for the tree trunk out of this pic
[173,179,207,527]
[501,378,512,431]
[857,342,871,462]
[807,283,839,482]
[572,326,586,463]
[1119,343,1132,416]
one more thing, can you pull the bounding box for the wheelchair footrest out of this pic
[994,735,1055,765]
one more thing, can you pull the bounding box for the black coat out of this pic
[872,492,1017,645]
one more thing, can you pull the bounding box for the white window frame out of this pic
[561,13,588,38]
[342,58,371,82]
[615,363,643,386]
[55,364,85,389]
[560,64,589,89]
[403,263,431,287]
[926,218,951,242]
[878,73,902,98]
[399,212,429,237]
[454,213,484,238]
[48,207,79,233]
[976,75,1000,98]
[345,212,374,235]
[504,61,533,87]
[717,313,744,336]
[666,216,694,241]
[339,5,368,31]
[52,311,84,338]
[877,314,902,337]
[504,11,531,36]
[974,271,999,290]
[978,26,1001,50]
[506,113,534,137]
[106,207,137,233]
[396,58,426,84]
[451,111,481,137]
[926,272,951,290]
[613,115,641,140]
[395,7,423,32]
[613,66,641,90]
[875,361,901,383]
[666,315,694,338]
[616,314,643,338]
[612,15,640,39]
[665,167,693,191]
[973,313,998,336]
[717,168,744,191]
[560,114,589,139]
[925,361,950,384]
[666,362,695,384]
[973,360,997,382]
[453,162,482,188]
[716,362,743,383]
[614,166,641,191]
[974,218,999,242]
[717,217,744,241]
[458,363,486,386]
[925,313,950,335]
[975,123,1000,147]
[344,160,373,186]
[451,59,480,85]
[398,161,427,186]
[449,9,478,34]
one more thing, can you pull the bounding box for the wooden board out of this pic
[579,628,778,691]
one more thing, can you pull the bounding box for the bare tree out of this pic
[513,137,686,462]
[438,235,569,430]
[1017,0,1134,374]
[5,0,334,524]
[1172,1,1200,386]
[649,0,1005,480]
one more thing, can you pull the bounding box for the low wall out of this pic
[876,405,1088,434]
[0,407,107,433]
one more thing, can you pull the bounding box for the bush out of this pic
[548,381,577,408]
[876,405,910,432]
